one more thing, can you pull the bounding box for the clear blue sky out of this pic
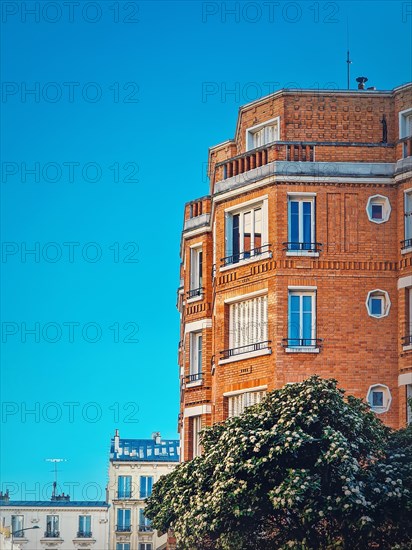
[1,0,411,500]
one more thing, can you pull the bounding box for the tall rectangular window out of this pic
[192,415,202,458]
[117,544,131,550]
[407,384,412,425]
[46,515,59,537]
[189,247,203,297]
[246,117,280,150]
[229,295,268,354]
[228,389,266,418]
[11,515,24,537]
[405,191,412,243]
[224,201,267,266]
[139,476,153,499]
[288,291,316,347]
[139,509,152,531]
[118,475,132,498]
[117,509,131,531]
[287,196,315,251]
[139,544,153,550]
[189,332,202,381]
[78,515,91,537]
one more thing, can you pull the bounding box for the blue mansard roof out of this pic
[110,437,180,462]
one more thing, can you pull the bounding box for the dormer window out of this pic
[246,117,280,151]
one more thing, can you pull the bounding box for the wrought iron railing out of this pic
[115,525,132,532]
[187,287,203,299]
[283,242,322,253]
[117,491,132,499]
[77,531,92,538]
[282,338,323,348]
[138,524,153,532]
[401,238,412,251]
[220,341,271,360]
[401,334,412,346]
[186,372,202,383]
[44,531,60,538]
[221,244,271,267]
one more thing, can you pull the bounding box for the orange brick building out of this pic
[177,82,412,462]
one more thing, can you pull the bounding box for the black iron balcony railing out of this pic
[187,287,203,299]
[401,334,412,346]
[115,525,132,532]
[44,531,60,538]
[282,338,323,348]
[117,491,132,499]
[221,244,271,267]
[12,531,24,538]
[283,242,322,253]
[186,372,202,383]
[77,531,92,538]
[220,341,271,360]
[138,524,153,532]
[401,238,412,251]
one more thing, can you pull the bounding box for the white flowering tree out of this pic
[145,377,412,549]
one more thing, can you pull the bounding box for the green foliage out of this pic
[145,377,412,549]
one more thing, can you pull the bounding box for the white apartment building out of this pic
[107,430,179,550]
[0,499,109,550]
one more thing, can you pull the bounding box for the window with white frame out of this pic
[229,295,268,355]
[192,415,202,458]
[78,515,91,537]
[227,389,266,418]
[139,475,153,499]
[11,515,24,537]
[224,200,268,266]
[189,246,203,298]
[403,287,412,346]
[399,109,412,138]
[404,190,412,247]
[366,290,391,318]
[367,384,392,414]
[366,195,391,224]
[407,384,412,424]
[138,509,152,531]
[246,117,280,150]
[46,515,59,537]
[189,332,202,382]
[287,290,316,347]
[116,509,131,531]
[118,475,132,498]
[117,544,131,550]
[287,195,317,252]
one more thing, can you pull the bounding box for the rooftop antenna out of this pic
[45,458,66,500]
[346,17,352,90]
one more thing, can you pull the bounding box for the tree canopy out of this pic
[145,377,412,549]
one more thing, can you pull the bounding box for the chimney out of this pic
[356,76,368,90]
[114,429,120,453]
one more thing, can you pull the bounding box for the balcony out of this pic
[138,524,153,532]
[115,526,131,533]
[44,531,60,538]
[282,338,323,353]
[401,238,412,252]
[77,531,93,538]
[401,334,412,348]
[186,372,202,383]
[187,287,203,299]
[117,491,132,499]
[220,341,271,361]
[221,244,272,268]
[283,242,322,255]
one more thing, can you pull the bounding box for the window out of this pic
[366,195,391,224]
[192,415,202,458]
[224,200,268,266]
[399,108,412,157]
[407,385,412,425]
[78,515,91,537]
[189,332,202,382]
[189,246,203,298]
[228,295,268,355]
[367,384,392,414]
[404,288,412,346]
[403,190,412,248]
[116,509,131,532]
[118,475,132,498]
[117,544,131,550]
[287,290,316,348]
[139,544,152,550]
[139,476,153,499]
[366,290,391,318]
[246,117,280,150]
[287,195,317,253]
[11,515,24,538]
[139,509,152,532]
[46,515,59,537]
[228,389,266,418]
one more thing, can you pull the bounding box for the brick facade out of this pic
[178,83,412,462]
